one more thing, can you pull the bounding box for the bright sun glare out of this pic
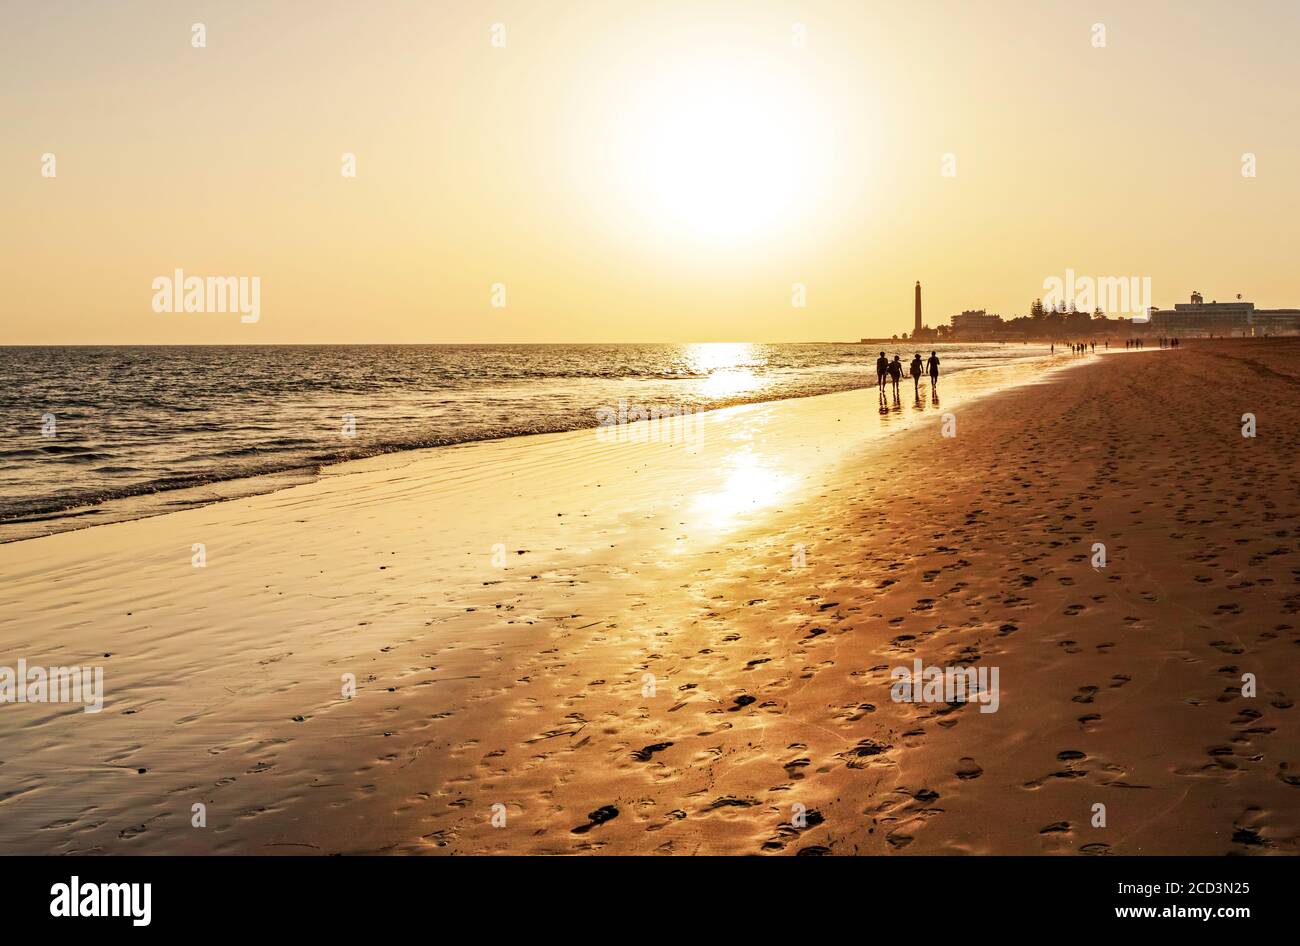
[687,342,764,397]
[616,57,831,243]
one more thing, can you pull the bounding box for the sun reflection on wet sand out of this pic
[689,446,793,533]
[669,352,1076,541]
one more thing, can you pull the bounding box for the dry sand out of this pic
[1,339,1297,855]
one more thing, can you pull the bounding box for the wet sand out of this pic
[1,339,1297,855]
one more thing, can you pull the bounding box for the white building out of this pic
[1150,292,1300,335]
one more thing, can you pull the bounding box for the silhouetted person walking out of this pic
[909,353,923,395]
[876,351,888,391]
[888,355,903,394]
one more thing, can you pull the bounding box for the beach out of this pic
[1,338,1297,855]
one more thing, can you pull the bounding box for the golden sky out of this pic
[4,0,1299,344]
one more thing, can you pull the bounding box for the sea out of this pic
[0,342,1052,539]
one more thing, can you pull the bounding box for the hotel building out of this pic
[1149,292,1300,335]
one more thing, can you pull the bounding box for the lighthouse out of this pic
[914,281,922,336]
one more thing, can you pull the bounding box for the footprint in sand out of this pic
[571,805,619,834]
[1205,745,1239,769]
[1276,763,1300,787]
[630,742,673,762]
[831,702,878,724]
[761,808,825,851]
[874,786,945,850]
[956,757,983,780]
[1071,686,1099,704]
[838,739,892,769]
[1230,826,1267,848]
[653,809,688,831]
[783,757,811,780]
[727,695,756,712]
[704,796,761,812]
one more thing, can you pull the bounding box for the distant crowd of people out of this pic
[1124,337,1179,348]
[1044,337,1182,353]
[1051,340,1103,354]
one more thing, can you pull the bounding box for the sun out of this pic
[611,54,832,243]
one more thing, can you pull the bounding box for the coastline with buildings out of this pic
[858,284,1300,343]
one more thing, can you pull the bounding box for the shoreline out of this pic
[0,340,1295,855]
[0,345,1058,545]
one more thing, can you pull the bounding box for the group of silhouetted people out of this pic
[876,350,939,396]
[1051,340,1101,354]
[1045,337,1181,353]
